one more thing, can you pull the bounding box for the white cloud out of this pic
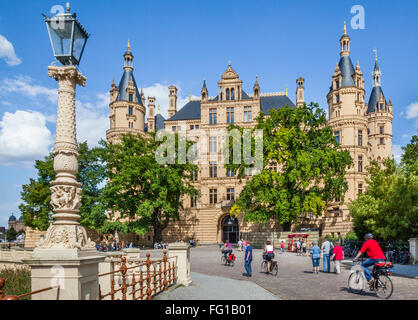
[0,76,57,104]
[76,93,110,147]
[0,34,21,66]
[392,144,403,164]
[405,102,418,120]
[0,110,53,165]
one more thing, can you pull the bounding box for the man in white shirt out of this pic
[238,239,243,251]
[321,237,334,273]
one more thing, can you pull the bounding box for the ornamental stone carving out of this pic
[35,66,94,250]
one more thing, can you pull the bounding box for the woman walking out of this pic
[309,241,321,274]
[331,241,344,274]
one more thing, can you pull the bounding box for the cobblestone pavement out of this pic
[189,246,418,300]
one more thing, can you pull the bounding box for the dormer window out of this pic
[336,80,340,89]
[336,94,340,103]
[226,88,230,101]
[128,107,133,115]
[129,93,133,102]
[231,88,235,100]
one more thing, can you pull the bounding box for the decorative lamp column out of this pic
[34,2,93,253]
[26,3,104,300]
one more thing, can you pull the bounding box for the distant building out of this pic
[8,213,25,234]
[105,23,393,244]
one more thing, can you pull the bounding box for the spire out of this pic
[253,75,260,98]
[158,105,161,115]
[340,21,350,57]
[124,40,134,71]
[372,49,382,87]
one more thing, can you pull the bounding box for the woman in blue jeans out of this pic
[310,241,321,274]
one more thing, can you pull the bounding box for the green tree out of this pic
[401,133,417,169]
[100,132,198,243]
[226,103,352,230]
[19,142,106,232]
[6,227,17,242]
[349,157,418,241]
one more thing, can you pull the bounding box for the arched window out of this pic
[226,88,230,100]
[231,88,235,100]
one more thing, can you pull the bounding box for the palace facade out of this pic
[106,24,393,244]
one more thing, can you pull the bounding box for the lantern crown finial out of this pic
[66,2,70,13]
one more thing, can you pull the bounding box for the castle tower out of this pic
[106,41,146,143]
[325,22,368,236]
[366,50,393,162]
[168,85,178,118]
[296,77,305,107]
[147,96,156,132]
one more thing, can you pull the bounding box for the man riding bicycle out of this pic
[263,240,275,273]
[353,233,386,289]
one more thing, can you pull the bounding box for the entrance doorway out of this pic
[221,216,239,243]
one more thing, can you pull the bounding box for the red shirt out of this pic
[280,243,285,248]
[360,239,385,260]
[333,245,343,260]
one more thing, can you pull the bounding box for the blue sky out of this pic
[0,0,417,228]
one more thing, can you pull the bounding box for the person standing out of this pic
[310,241,321,274]
[244,240,253,277]
[280,241,285,253]
[331,241,344,274]
[302,240,307,256]
[238,239,243,252]
[296,239,301,255]
[242,240,247,252]
[321,237,334,273]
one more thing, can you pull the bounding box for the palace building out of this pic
[106,23,393,244]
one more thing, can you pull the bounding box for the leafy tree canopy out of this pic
[226,103,352,229]
[349,156,418,241]
[19,142,106,231]
[99,132,198,243]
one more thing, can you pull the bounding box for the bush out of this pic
[0,268,31,300]
[324,234,339,244]
[344,230,358,241]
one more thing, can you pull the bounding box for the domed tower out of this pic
[366,50,393,163]
[106,40,146,143]
[326,22,368,235]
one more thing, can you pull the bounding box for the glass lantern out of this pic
[43,3,89,66]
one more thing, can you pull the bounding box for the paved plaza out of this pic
[156,245,418,300]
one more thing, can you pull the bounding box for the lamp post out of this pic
[26,3,105,300]
[35,2,93,253]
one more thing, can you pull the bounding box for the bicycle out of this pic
[221,250,235,267]
[261,255,278,276]
[348,258,394,299]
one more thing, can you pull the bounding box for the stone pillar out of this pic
[25,66,105,300]
[168,242,192,286]
[409,238,418,264]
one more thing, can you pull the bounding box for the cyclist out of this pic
[353,233,386,289]
[221,240,233,260]
[263,240,275,273]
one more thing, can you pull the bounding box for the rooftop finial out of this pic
[343,21,347,34]
[158,105,161,115]
[127,39,131,51]
[66,2,70,13]
[228,60,231,67]
[373,48,378,61]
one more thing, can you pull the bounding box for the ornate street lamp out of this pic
[43,2,89,66]
[34,3,94,253]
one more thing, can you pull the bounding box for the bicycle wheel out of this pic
[272,263,279,277]
[261,260,267,273]
[348,271,364,294]
[230,260,235,267]
[374,275,393,299]
[221,256,226,265]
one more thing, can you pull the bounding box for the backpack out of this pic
[228,254,236,261]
